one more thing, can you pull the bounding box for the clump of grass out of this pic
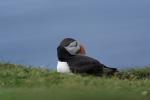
[116,67,150,80]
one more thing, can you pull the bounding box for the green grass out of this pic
[0,63,150,100]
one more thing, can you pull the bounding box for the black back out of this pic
[67,55,104,76]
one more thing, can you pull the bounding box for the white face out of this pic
[64,41,80,55]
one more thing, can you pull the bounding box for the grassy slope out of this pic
[0,63,150,100]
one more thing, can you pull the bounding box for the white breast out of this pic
[57,61,71,73]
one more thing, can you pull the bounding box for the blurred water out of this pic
[0,0,150,69]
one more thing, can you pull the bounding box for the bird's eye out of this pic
[75,42,78,46]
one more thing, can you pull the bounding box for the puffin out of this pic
[57,38,86,73]
[57,38,118,76]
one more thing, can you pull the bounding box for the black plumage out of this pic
[57,45,117,76]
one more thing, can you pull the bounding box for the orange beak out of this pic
[79,45,86,55]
